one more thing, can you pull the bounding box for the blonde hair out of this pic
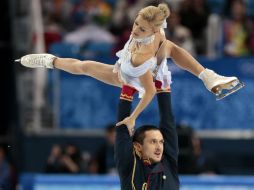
[138,3,170,29]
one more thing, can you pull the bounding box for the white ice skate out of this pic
[199,69,244,100]
[15,53,56,69]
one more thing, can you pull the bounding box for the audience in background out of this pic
[61,143,83,173]
[44,124,118,175]
[177,124,194,174]
[91,124,117,175]
[46,143,84,173]
[177,124,220,175]
[45,144,65,173]
[0,146,11,190]
[223,0,254,56]
[44,17,63,52]
[166,11,196,56]
[191,132,220,175]
[63,23,115,47]
[41,0,254,58]
[179,0,210,55]
[63,0,116,47]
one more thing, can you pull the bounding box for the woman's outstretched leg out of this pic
[54,58,121,87]
[17,53,122,87]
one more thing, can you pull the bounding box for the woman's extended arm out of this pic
[116,70,156,129]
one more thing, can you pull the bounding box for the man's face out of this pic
[140,130,164,163]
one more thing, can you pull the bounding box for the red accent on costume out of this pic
[143,159,151,166]
[120,85,137,101]
[154,80,171,93]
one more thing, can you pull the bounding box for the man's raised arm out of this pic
[115,86,136,174]
[157,92,179,162]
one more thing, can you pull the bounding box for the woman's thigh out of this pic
[83,61,122,87]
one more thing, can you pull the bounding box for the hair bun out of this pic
[158,3,170,18]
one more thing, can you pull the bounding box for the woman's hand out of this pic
[116,116,136,135]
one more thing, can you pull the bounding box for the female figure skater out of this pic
[16,3,243,129]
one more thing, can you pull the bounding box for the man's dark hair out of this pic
[133,125,160,144]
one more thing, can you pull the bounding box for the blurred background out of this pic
[1,0,254,189]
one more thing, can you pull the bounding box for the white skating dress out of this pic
[113,37,172,98]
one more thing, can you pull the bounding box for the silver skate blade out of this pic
[15,59,21,63]
[216,81,245,100]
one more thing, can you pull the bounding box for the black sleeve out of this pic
[157,92,179,162]
[115,99,134,174]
